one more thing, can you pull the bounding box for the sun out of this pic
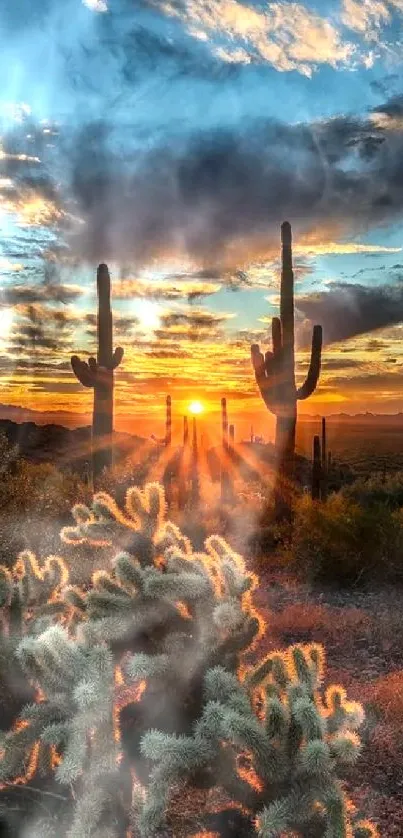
[188,400,204,415]
[134,299,161,331]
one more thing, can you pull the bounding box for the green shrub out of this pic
[344,471,403,511]
[0,483,378,837]
[284,493,403,586]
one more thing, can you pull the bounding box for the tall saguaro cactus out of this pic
[71,264,123,480]
[251,222,322,516]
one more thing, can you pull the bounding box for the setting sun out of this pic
[188,400,204,415]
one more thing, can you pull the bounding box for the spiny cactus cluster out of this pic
[138,644,377,838]
[0,483,378,837]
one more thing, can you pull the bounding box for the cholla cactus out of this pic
[0,483,377,838]
[137,644,378,838]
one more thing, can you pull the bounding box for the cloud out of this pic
[56,104,403,268]
[84,311,139,338]
[83,0,108,11]
[296,242,402,255]
[341,0,403,41]
[8,303,76,354]
[325,370,403,394]
[0,283,83,306]
[113,276,221,302]
[296,278,403,344]
[159,0,356,77]
[5,89,403,282]
[161,309,235,329]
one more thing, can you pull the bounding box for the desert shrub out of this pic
[369,671,403,724]
[283,493,403,586]
[344,471,403,511]
[2,461,88,518]
[0,483,377,837]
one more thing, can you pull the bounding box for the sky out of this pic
[1,0,403,440]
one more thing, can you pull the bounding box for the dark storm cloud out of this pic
[59,103,403,266]
[4,92,403,270]
[372,94,403,118]
[297,278,403,344]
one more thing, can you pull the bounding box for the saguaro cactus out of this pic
[221,397,229,450]
[229,424,235,450]
[312,434,322,500]
[321,416,328,500]
[183,415,189,446]
[191,416,200,505]
[165,396,172,446]
[71,264,123,479]
[251,222,322,516]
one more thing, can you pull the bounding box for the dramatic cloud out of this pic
[4,94,403,273]
[297,278,403,344]
[56,104,403,267]
[159,0,356,76]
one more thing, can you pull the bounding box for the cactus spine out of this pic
[251,222,322,517]
[165,395,172,446]
[71,264,123,480]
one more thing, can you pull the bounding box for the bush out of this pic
[0,483,377,837]
[283,493,403,586]
[0,460,88,518]
[343,471,403,511]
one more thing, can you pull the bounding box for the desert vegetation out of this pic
[1,223,402,837]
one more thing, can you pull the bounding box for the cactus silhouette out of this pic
[71,264,123,480]
[321,417,328,500]
[251,222,322,516]
[312,434,322,500]
[221,397,229,450]
[165,396,172,446]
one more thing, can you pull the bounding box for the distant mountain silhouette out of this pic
[0,418,145,475]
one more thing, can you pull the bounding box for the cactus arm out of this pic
[111,346,124,370]
[296,325,323,401]
[251,344,266,387]
[251,344,278,415]
[71,356,95,388]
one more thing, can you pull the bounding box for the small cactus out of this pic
[165,396,172,447]
[312,435,322,501]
